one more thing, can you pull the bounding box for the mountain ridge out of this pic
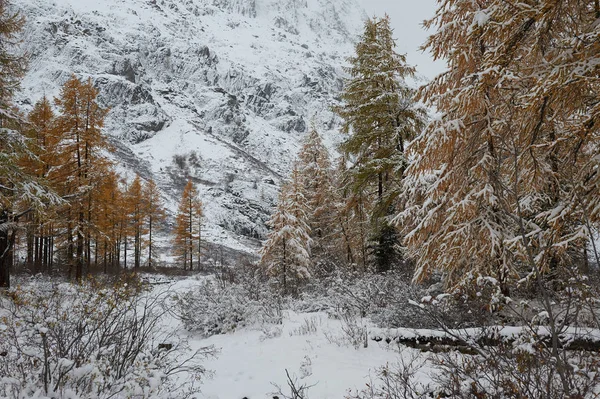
[14,0,366,257]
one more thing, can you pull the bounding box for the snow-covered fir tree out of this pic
[260,165,312,295]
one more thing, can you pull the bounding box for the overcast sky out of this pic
[358,0,446,82]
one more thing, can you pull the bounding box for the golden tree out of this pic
[296,128,336,270]
[0,1,59,287]
[331,156,371,272]
[94,169,123,272]
[21,97,60,273]
[143,178,165,268]
[0,0,25,114]
[127,175,147,270]
[398,0,600,293]
[53,75,110,280]
[174,180,203,271]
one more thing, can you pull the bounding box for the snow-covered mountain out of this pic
[15,0,366,255]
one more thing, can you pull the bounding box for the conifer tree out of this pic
[143,178,165,268]
[399,0,600,292]
[260,165,312,295]
[296,128,336,271]
[335,15,425,273]
[0,0,25,114]
[127,175,147,270]
[22,97,59,274]
[53,75,110,280]
[95,169,122,272]
[0,2,58,287]
[174,180,203,271]
[332,156,371,272]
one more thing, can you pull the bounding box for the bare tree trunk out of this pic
[282,238,287,296]
[148,215,153,268]
[76,210,84,281]
[0,210,14,289]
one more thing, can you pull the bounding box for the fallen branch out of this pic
[371,326,600,354]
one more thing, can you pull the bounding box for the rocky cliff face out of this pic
[15,0,365,255]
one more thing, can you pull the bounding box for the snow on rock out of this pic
[15,0,366,255]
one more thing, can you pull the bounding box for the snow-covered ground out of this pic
[195,312,399,398]
[163,278,423,399]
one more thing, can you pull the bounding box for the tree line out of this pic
[0,1,204,287]
[260,16,426,295]
[260,5,600,299]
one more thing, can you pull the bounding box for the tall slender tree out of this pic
[127,175,147,270]
[174,180,203,271]
[260,165,312,295]
[22,97,59,274]
[335,15,425,273]
[296,128,336,271]
[53,75,109,280]
[95,169,122,272]
[143,178,165,268]
[0,2,58,287]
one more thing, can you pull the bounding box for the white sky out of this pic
[358,0,446,82]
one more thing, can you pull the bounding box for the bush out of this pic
[347,351,433,399]
[356,272,600,399]
[0,279,216,399]
[175,279,283,337]
[324,273,432,329]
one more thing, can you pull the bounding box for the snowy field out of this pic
[194,312,400,398]
[164,278,423,399]
[4,274,600,398]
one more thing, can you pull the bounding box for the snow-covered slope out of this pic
[15,0,365,254]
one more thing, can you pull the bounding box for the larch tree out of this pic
[22,96,60,274]
[332,155,371,272]
[53,75,110,280]
[174,179,203,271]
[0,1,58,288]
[260,165,312,295]
[296,128,336,271]
[334,15,426,273]
[143,178,165,268]
[398,0,600,294]
[95,169,123,272]
[127,174,147,270]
